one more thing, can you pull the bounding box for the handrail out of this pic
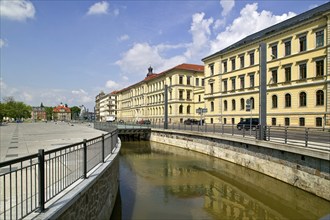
[0,129,119,219]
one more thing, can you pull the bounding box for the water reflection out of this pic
[113,141,330,220]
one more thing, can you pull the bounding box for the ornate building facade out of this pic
[202,3,329,127]
[116,64,204,124]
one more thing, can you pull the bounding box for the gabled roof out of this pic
[116,63,204,93]
[53,105,71,113]
[202,2,330,61]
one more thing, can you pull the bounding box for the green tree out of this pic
[0,102,6,122]
[70,106,81,120]
[44,106,54,121]
[2,98,32,121]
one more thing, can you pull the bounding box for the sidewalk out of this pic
[0,122,106,162]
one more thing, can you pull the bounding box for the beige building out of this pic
[202,3,330,128]
[116,64,204,124]
[95,91,117,122]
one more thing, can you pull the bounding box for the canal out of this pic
[111,141,330,220]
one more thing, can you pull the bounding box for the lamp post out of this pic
[164,85,168,129]
[259,42,267,140]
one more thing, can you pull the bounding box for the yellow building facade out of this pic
[202,3,330,128]
[116,64,204,124]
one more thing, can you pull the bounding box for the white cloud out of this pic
[118,34,129,42]
[220,0,235,16]
[115,3,296,83]
[184,12,213,60]
[71,89,93,103]
[87,1,109,15]
[72,89,88,95]
[115,43,186,77]
[0,0,35,21]
[0,39,7,48]
[210,3,296,53]
[105,80,120,90]
[213,19,225,30]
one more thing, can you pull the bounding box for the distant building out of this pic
[53,104,71,121]
[31,107,46,121]
[95,91,118,122]
[115,63,204,124]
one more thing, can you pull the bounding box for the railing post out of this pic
[232,124,234,136]
[305,128,309,148]
[38,149,45,212]
[268,126,270,141]
[205,123,207,133]
[83,139,87,179]
[284,127,288,144]
[102,134,105,162]
[222,124,224,135]
[213,123,215,133]
[243,125,245,137]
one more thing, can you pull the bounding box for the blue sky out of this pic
[0,0,327,110]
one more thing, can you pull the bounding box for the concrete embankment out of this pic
[150,129,330,201]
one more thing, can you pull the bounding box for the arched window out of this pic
[210,102,214,112]
[300,92,307,107]
[250,97,255,109]
[232,99,236,110]
[316,90,324,105]
[179,105,183,114]
[285,94,291,107]
[187,105,191,114]
[272,95,278,108]
[240,98,245,110]
[169,106,172,114]
[224,100,228,111]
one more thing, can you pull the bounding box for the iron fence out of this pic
[0,130,118,220]
[110,121,329,151]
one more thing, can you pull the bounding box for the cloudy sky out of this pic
[0,0,326,110]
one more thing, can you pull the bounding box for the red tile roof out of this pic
[115,63,204,93]
[53,105,71,113]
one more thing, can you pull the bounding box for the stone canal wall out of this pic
[34,139,121,220]
[150,129,330,201]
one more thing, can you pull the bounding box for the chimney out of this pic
[147,66,153,76]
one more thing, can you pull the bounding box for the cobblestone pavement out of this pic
[0,122,106,162]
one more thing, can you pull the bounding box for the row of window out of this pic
[178,75,205,86]
[220,90,324,112]
[212,29,325,75]
[222,117,323,127]
[272,90,324,108]
[271,29,324,59]
[221,59,324,92]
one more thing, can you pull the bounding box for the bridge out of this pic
[95,122,151,141]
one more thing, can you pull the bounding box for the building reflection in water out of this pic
[112,141,330,220]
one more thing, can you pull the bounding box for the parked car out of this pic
[237,118,259,130]
[138,119,151,125]
[184,118,204,125]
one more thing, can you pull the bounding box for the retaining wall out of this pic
[150,129,330,201]
[34,140,121,220]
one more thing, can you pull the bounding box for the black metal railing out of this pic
[109,121,329,151]
[0,130,118,220]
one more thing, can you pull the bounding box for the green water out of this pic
[112,141,330,220]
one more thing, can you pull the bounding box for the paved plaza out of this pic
[0,122,106,162]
